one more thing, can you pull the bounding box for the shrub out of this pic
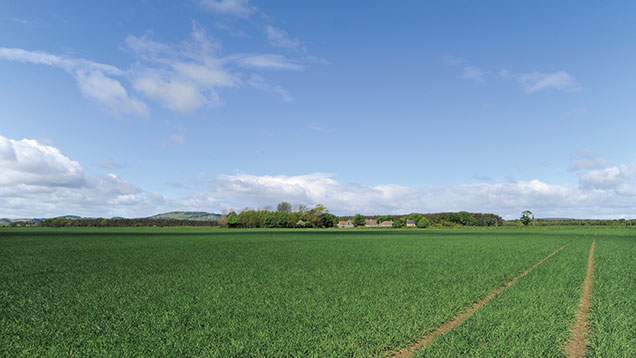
[417,217,431,228]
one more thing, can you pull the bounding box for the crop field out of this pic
[0,227,634,357]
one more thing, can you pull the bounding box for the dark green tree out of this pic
[264,213,276,228]
[392,219,405,228]
[458,211,476,226]
[417,217,431,228]
[226,213,239,228]
[521,210,534,226]
[352,214,366,227]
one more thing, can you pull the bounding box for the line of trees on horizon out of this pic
[342,211,504,228]
[34,217,218,228]
[219,203,338,228]
[7,207,636,228]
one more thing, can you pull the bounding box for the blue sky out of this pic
[2,0,636,219]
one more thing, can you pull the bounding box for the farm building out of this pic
[338,220,354,228]
[378,220,393,228]
[365,219,379,228]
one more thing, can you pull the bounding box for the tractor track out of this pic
[564,238,596,358]
[387,243,568,358]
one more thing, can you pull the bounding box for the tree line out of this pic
[219,203,338,228]
[342,211,504,228]
[35,217,218,228]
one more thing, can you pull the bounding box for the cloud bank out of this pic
[4,136,636,219]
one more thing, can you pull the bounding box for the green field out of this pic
[0,227,633,357]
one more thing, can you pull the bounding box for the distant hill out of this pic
[147,211,221,222]
[0,217,45,224]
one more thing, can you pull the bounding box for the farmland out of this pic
[0,227,633,357]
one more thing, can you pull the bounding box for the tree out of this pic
[276,202,292,213]
[296,204,309,213]
[352,214,366,227]
[417,217,431,228]
[287,212,301,227]
[323,213,338,228]
[407,213,423,223]
[521,210,534,226]
[306,204,327,228]
[458,211,476,226]
[448,212,462,224]
[226,213,239,228]
[392,219,405,228]
[264,213,276,228]
[275,212,288,228]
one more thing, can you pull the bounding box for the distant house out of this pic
[338,220,354,228]
[406,220,416,227]
[378,220,393,228]
[365,219,379,228]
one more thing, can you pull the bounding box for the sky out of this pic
[2,0,636,219]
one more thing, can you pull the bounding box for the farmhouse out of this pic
[365,219,379,228]
[338,220,354,228]
[406,220,416,227]
[378,220,393,228]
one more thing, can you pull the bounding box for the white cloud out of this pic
[248,74,293,102]
[0,48,148,117]
[301,56,331,65]
[75,69,149,116]
[0,136,85,188]
[5,138,636,219]
[126,25,235,113]
[2,15,326,116]
[198,0,255,17]
[0,135,162,217]
[236,54,305,71]
[516,71,581,93]
[205,170,636,219]
[132,73,211,113]
[264,25,303,51]
[443,56,582,95]
[579,164,636,191]
[126,23,320,112]
[459,66,486,83]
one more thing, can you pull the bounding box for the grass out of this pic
[414,231,593,357]
[588,229,636,357]
[0,227,573,357]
